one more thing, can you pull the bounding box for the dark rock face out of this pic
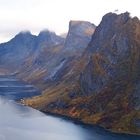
[80,12,140,96]
[78,12,140,133]
[80,58,108,94]
[132,83,140,110]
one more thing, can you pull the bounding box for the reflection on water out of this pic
[0,97,140,140]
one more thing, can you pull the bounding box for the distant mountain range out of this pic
[0,12,140,134]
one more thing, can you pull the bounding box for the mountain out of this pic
[0,30,64,73]
[15,30,65,85]
[0,31,37,71]
[22,12,140,134]
[37,30,64,46]
[16,21,95,87]
[64,20,95,54]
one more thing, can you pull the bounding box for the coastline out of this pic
[21,103,140,136]
[42,110,140,136]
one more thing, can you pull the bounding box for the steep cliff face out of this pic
[79,12,140,133]
[80,12,140,95]
[23,12,140,134]
[64,21,95,52]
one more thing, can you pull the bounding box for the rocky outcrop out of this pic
[64,20,95,55]
[37,30,64,47]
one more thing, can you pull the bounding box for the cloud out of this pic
[0,0,140,42]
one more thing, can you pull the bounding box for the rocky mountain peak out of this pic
[86,12,140,54]
[14,31,33,38]
[69,20,96,36]
[64,20,96,52]
[11,31,36,44]
[37,30,65,47]
[101,12,130,24]
[38,30,54,38]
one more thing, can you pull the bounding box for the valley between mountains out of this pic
[0,12,140,135]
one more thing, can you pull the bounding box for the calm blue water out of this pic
[0,76,139,140]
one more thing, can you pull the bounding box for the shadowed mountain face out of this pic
[0,30,65,72]
[22,13,140,134]
[79,12,140,133]
[0,31,37,70]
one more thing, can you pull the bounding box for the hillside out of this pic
[22,12,140,134]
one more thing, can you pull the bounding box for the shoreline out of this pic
[0,75,139,137]
[23,104,140,136]
[42,111,140,136]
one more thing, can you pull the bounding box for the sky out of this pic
[0,0,139,43]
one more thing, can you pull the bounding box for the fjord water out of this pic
[0,76,140,140]
[0,75,41,100]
